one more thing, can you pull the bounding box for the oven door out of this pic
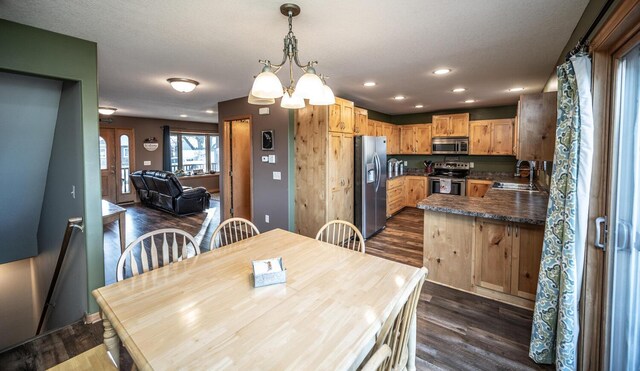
[429,177,466,196]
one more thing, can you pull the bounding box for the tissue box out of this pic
[252,257,286,288]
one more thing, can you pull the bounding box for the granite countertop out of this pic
[417,187,549,225]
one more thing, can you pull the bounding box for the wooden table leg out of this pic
[102,312,120,368]
[408,310,417,371]
[118,211,126,254]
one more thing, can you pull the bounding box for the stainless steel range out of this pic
[428,161,470,196]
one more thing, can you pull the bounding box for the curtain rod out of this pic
[566,0,616,60]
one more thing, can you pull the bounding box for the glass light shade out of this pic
[280,92,305,109]
[293,72,324,100]
[251,71,284,99]
[309,84,336,105]
[98,107,117,115]
[167,78,199,93]
[248,90,275,105]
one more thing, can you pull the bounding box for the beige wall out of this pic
[0,258,38,350]
[99,115,219,192]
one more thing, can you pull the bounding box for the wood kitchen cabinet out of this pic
[388,125,400,154]
[400,124,432,154]
[353,107,368,136]
[405,176,427,207]
[328,97,354,134]
[466,179,492,197]
[432,113,469,137]
[474,218,544,299]
[386,177,405,217]
[366,119,376,136]
[515,92,557,161]
[469,119,514,155]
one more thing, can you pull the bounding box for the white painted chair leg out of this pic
[407,311,417,371]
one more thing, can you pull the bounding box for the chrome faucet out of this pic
[516,160,536,189]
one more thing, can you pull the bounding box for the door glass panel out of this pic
[99,136,107,170]
[170,134,179,172]
[210,135,219,172]
[120,135,130,194]
[608,45,640,370]
[181,134,206,173]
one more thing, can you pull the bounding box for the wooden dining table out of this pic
[93,229,425,370]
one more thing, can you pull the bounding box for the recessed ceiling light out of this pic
[205,109,214,114]
[393,95,405,100]
[415,104,424,108]
[433,69,452,75]
[98,107,117,115]
[464,99,476,103]
[363,81,376,87]
[452,88,466,93]
[508,87,525,92]
[180,114,188,118]
[167,78,200,93]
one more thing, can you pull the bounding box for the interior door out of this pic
[115,128,135,203]
[99,128,116,203]
[224,119,252,220]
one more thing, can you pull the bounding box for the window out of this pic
[99,136,107,170]
[170,132,219,174]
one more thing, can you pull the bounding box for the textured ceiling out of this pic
[0,0,589,123]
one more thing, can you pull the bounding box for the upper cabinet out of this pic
[432,113,469,137]
[369,119,400,154]
[400,124,432,154]
[328,97,354,134]
[353,107,368,136]
[515,92,557,161]
[469,119,514,155]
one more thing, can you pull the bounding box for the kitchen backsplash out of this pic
[391,155,518,173]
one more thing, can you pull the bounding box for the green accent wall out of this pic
[0,19,102,313]
[393,155,517,173]
[390,104,518,125]
[366,109,394,122]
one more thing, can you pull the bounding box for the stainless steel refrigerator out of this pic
[354,136,387,239]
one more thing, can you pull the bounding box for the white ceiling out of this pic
[0,0,589,123]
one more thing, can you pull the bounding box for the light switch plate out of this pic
[268,155,276,163]
[469,162,475,168]
[261,156,269,162]
[273,171,281,180]
[144,160,151,166]
[265,215,270,223]
[259,107,270,115]
[404,161,408,166]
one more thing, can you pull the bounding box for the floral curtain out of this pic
[529,54,594,370]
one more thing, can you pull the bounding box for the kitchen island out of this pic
[417,186,549,309]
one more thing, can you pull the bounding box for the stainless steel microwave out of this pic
[431,137,469,155]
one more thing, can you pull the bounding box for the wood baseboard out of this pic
[84,312,101,324]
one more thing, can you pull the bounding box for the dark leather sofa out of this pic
[129,170,210,215]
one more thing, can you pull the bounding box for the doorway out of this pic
[222,118,252,220]
[99,127,136,204]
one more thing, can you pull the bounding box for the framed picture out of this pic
[262,130,274,151]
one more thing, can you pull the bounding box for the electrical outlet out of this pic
[404,161,408,166]
[259,107,270,115]
[273,171,281,180]
[268,155,276,163]
[144,160,151,166]
[469,162,475,168]
[265,214,270,223]
[261,156,269,162]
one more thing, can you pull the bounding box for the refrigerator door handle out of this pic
[373,153,381,192]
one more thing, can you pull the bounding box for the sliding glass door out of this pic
[606,44,640,370]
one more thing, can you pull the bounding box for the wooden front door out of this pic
[99,127,136,204]
[223,119,252,220]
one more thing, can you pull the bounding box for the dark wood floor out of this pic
[0,206,552,370]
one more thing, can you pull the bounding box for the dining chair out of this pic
[360,267,427,371]
[315,220,366,253]
[209,217,260,249]
[116,228,200,282]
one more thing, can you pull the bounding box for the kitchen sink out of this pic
[492,182,539,192]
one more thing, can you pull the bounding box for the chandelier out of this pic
[249,3,335,109]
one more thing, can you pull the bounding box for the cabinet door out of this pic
[511,224,544,300]
[491,119,514,155]
[415,124,432,154]
[375,122,384,136]
[469,121,492,155]
[400,126,415,153]
[390,126,400,154]
[467,179,492,197]
[329,103,343,132]
[341,99,354,134]
[366,119,377,136]
[405,177,427,207]
[517,92,557,161]
[327,132,342,193]
[449,113,470,137]
[474,219,512,293]
[382,124,393,141]
[353,107,368,135]
[339,133,354,222]
[432,116,450,137]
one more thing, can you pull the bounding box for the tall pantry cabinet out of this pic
[295,97,355,237]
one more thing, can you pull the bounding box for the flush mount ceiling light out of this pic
[205,109,215,114]
[452,88,466,93]
[249,3,334,108]
[98,107,117,115]
[415,104,424,108]
[393,95,406,100]
[167,78,199,93]
[180,114,188,118]
[464,99,476,103]
[433,68,452,75]
[508,87,525,92]
[363,81,376,87]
